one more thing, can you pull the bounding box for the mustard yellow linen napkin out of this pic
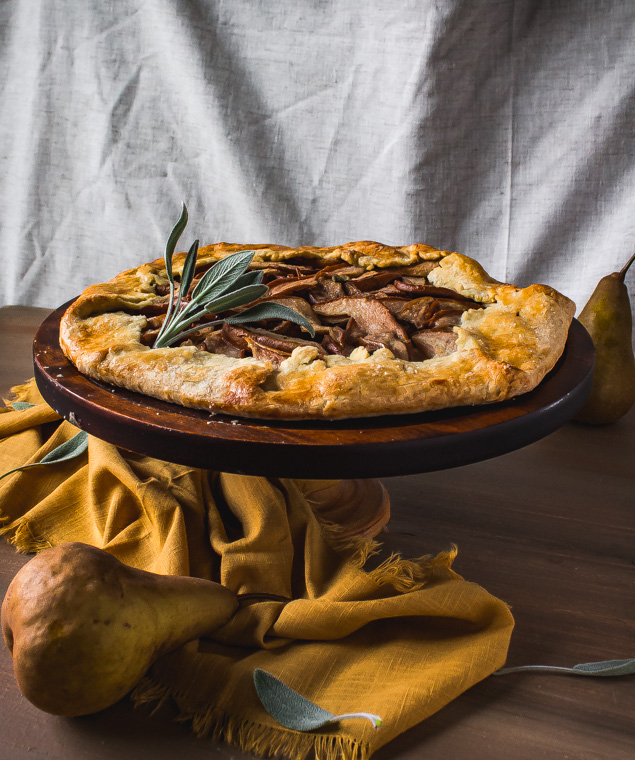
[0,380,514,760]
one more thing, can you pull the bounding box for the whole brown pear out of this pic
[1,542,238,716]
[574,253,635,424]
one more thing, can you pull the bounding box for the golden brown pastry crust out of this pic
[59,241,575,420]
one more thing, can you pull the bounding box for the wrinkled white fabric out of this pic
[1,0,633,315]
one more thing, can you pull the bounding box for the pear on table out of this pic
[1,542,238,716]
[574,253,635,425]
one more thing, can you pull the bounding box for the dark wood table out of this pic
[1,305,633,760]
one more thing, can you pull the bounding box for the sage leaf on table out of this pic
[0,431,88,481]
[9,401,37,410]
[152,206,315,349]
[494,657,635,677]
[253,669,382,731]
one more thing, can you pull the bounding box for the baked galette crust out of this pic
[59,241,575,420]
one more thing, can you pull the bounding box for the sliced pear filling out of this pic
[140,258,484,365]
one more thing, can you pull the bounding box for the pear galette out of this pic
[60,240,575,420]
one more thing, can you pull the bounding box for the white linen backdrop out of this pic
[1,0,633,320]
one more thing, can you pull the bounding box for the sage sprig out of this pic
[153,207,315,349]
[254,669,382,732]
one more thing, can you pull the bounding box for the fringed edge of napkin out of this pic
[0,516,52,554]
[131,676,372,760]
[366,546,459,591]
[318,517,460,591]
[0,512,459,594]
[2,381,38,407]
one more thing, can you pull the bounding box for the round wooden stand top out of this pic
[33,303,594,479]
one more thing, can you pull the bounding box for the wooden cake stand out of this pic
[32,304,594,539]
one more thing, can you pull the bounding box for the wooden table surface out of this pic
[1,305,633,760]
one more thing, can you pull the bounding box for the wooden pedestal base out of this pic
[303,479,390,539]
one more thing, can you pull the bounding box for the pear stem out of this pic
[619,252,635,280]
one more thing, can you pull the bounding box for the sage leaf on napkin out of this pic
[0,430,88,481]
[494,657,635,677]
[10,402,36,410]
[253,669,382,731]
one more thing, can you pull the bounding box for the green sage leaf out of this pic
[155,204,189,346]
[191,250,256,303]
[0,430,88,481]
[10,401,37,410]
[226,302,316,337]
[233,269,265,288]
[572,659,635,676]
[175,238,200,313]
[202,283,269,315]
[494,657,635,677]
[164,204,188,283]
[253,669,382,732]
